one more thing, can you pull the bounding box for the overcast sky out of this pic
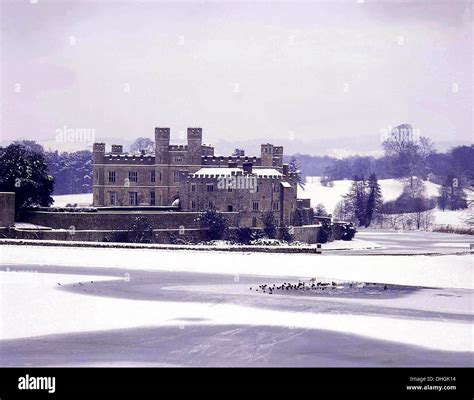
[0,0,472,155]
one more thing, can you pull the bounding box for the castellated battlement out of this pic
[169,145,189,151]
[187,127,202,137]
[201,155,261,167]
[93,143,106,152]
[187,173,286,180]
[104,153,155,165]
[155,127,171,138]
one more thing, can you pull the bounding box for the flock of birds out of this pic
[57,280,102,293]
[250,280,388,295]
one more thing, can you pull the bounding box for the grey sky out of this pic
[1,0,472,156]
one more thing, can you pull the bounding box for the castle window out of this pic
[272,202,279,211]
[129,171,138,183]
[227,205,233,212]
[191,200,196,210]
[150,192,156,206]
[173,171,181,183]
[109,192,117,206]
[191,184,196,192]
[108,171,116,183]
[207,184,214,192]
[273,184,280,193]
[174,156,183,163]
[129,192,138,206]
[150,171,156,183]
[159,172,162,182]
[252,201,259,211]
[208,201,214,209]
[252,217,257,227]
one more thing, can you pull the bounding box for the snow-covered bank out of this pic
[0,237,382,254]
[0,244,472,289]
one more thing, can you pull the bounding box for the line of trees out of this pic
[289,126,472,213]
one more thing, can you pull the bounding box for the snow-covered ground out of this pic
[52,193,93,207]
[0,245,472,367]
[299,177,438,212]
[299,176,472,228]
[432,209,470,228]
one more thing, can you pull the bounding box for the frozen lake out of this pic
[0,244,472,367]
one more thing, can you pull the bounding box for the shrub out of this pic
[317,219,334,243]
[128,217,154,243]
[230,227,253,245]
[280,225,294,242]
[199,209,229,241]
[261,211,277,239]
[103,231,129,243]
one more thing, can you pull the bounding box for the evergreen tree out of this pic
[289,156,305,188]
[0,143,54,217]
[437,184,449,211]
[365,173,383,227]
[351,176,368,227]
[342,176,370,227]
[199,209,229,241]
[447,175,467,210]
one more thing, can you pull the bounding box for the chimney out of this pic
[111,144,123,153]
[282,163,289,175]
[243,162,253,174]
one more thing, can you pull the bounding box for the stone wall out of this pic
[290,225,320,244]
[20,210,239,231]
[9,227,207,244]
[0,192,15,228]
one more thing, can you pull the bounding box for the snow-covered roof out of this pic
[191,167,283,178]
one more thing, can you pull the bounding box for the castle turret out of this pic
[111,144,123,154]
[92,143,106,206]
[93,142,105,164]
[155,127,170,164]
[261,143,274,166]
[187,127,202,164]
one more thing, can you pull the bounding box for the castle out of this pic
[92,127,299,227]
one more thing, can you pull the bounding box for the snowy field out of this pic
[299,177,472,228]
[52,193,93,207]
[0,244,472,367]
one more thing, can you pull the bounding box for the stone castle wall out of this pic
[0,192,15,228]
[21,210,239,231]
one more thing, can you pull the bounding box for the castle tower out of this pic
[187,127,202,165]
[92,143,106,206]
[155,127,170,164]
[93,142,105,164]
[261,143,274,166]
